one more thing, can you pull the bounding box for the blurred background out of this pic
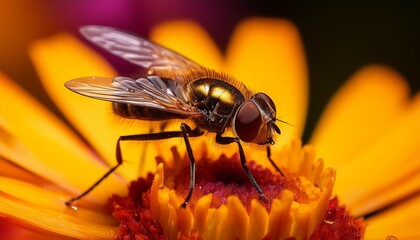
[1,0,419,141]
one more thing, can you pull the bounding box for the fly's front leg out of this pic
[65,123,203,207]
[266,146,285,176]
[215,134,267,200]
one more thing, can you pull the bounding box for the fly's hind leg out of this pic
[65,123,203,207]
[65,137,126,206]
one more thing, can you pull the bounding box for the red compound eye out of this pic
[255,92,276,112]
[234,101,262,142]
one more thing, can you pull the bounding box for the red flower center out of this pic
[109,151,364,240]
[171,153,308,211]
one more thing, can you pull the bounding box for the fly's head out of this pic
[233,93,280,145]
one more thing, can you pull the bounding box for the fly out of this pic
[65,26,284,208]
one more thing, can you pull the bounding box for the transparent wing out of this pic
[80,25,201,73]
[65,76,202,117]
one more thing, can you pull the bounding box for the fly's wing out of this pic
[68,26,205,117]
[65,76,202,117]
[79,25,201,77]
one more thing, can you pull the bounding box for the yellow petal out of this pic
[0,177,117,239]
[248,200,269,239]
[226,18,308,147]
[150,163,193,240]
[169,191,194,237]
[0,217,70,240]
[219,197,248,240]
[0,73,123,202]
[310,65,410,169]
[0,176,115,224]
[268,190,294,239]
[193,194,213,237]
[0,155,46,185]
[365,193,420,239]
[334,94,420,216]
[207,204,228,240]
[29,33,154,181]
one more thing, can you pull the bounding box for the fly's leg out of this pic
[65,123,203,207]
[179,123,197,208]
[215,134,267,200]
[266,146,285,177]
[65,157,122,206]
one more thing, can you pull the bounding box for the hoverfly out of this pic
[65,26,284,208]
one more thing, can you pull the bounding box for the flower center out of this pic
[110,142,365,240]
[171,153,308,211]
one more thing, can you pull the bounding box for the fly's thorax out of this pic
[186,78,246,133]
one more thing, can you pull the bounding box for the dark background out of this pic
[1,1,419,142]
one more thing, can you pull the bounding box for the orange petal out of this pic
[333,94,420,216]
[310,65,410,169]
[29,33,154,181]
[226,18,308,147]
[0,73,123,202]
[0,177,117,239]
[365,193,420,239]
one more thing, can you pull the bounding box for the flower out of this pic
[0,17,419,239]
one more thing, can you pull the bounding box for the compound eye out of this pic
[255,92,276,112]
[234,102,262,142]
